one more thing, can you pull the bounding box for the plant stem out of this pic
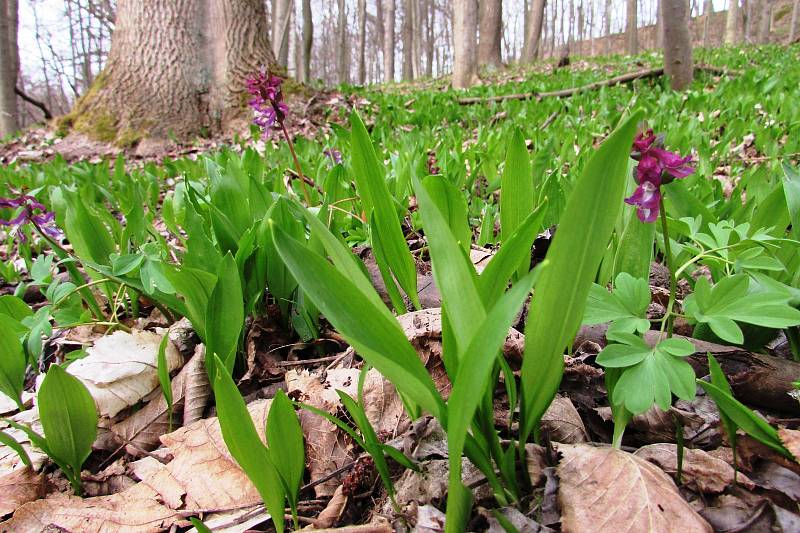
[280,121,312,205]
[659,196,677,338]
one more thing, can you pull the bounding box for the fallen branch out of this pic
[15,87,53,120]
[457,64,742,105]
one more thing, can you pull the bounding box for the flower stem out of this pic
[279,121,312,205]
[659,196,677,338]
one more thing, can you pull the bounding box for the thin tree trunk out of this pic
[411,0,421,78]
[521,0,546,62]
[655,0,664,48]
[478,0,503,68]
[626,0,638,54]
[425,0,435,77]
[603,0,611,54]
[756,0,771,43]
[0,0,19,137]
[337,0,348,83]
[725,0,740,44]
[272,0,291,67]
[384,0,396,81]
[357,0,367,84]
[375,0,385,77]
[301,0,312,82]
[662,0,693,90]
[452,0,478,88]
[402,0,414,80]
[791,0,800,42]
[702,0,713,46]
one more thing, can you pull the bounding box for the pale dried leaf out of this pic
[181,345,211,426]
[557,443,712,533]
[0,391,33,415]
[486,507,555,533]
[82,459,137,497]
[541,396,588,443]
[778,428,800,463]
[416,504,446,533]
[361,369,410,438]
[315,485,348,528]
[0,467,47,516]
[634,443,753,493]
[525,444,548,487]
[65,330,184,418]
[0,408,47,477]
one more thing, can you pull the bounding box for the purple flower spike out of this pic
[0,194,63,242]
[323,148,343,165]
[246,71,288,135]
[625,130,694,223]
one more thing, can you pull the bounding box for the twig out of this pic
[15,87,53,120]
[457,65,742,105]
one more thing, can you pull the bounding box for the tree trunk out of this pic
[662,0,693,90]
[402,0,414,80]
[791,0,800,42]
[411,0,421,78]
[655,0,664,48]
[301,0,312,83]
[626,0,638,54]
[61,0,277,144]
[521,0,546,62]
[357,0,367,84]
[603,0,612,55]
[756,0,771,43]
[337,0,348,84]
[0,0,18,137]
[702,0,713,47]
[452,0,478,88]
[271,0,291,67]
[426,0,435,77]
[478,0,503,68]
[384,0,396,81]
[725,0,740,43]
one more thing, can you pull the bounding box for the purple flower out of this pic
[0,194,63,242]
[625,130,694,223]
[246,71,288,134]
[323,148,342,165]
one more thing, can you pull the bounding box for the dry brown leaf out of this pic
[0,407,47,477]
[82,459,137,497]
[361,369,410,439]
[101,346,210,455]
[541,396,588,443]
[778,428,800,463]
[557,443,712,533]
[315,485,349,528]
[634,443,754,493]
[525,444,548,487]
[286,369,356,498]
[65,330,184,418]
[0,467,47,516]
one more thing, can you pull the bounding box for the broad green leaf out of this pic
[782,164,800,240]
[272,223,444,419]
[38,364,98,490]
[266,390,304,509]
[0,429,32,467]
[520,110,642,443]
[0,315,26,409]
[60,188,116,265]
[189,517,213,533]
[583,273,650,334]
[205,253,244,377]
[0,295,33,321]
[500,129,535,278]
[707,353,738,457]
[423,176,471,252]
[613,201,656,280]
[212,354,285,533]
[349,112,419,309]
[162,265,216,341]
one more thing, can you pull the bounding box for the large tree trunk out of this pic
[603,0,612,55]
[383,0,396,81]
[662,0,693,90]
[337,0,348,84]
[425,0,435,77]
[791,0,800,42]
[756,0,772,43]
[725,0,740,43]
[301,0,312,83]
[478,0,503,68]
[521,0,546,62]
[61,0,276,144]
[626,0,638,54]
[402,0,414,80]
[702,0,714,47]
[357,0,367,84]
[411,0,421,78]
[271,0,291,68]
[452,0,478,88]
[0,0,18,137]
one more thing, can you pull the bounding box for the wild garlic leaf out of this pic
[598,335,696,415]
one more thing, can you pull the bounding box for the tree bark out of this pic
[301,0,312,83]
[402,0,414,80]
[791,0,800,42]
[62,0,277,143]
[425,0,435,77]
[384,0,396,81]
[626,0,638,54]
[603,0,612,55]
[478,0,503,68]
[725,0,740,44]
[0,0,18,137]
[756,0,771,43]
[662,0,693,90]
[521,0,546,62]
[271,0,291,68]
[411,0,421,78]
[337,0,348,84]
[452,0,478,88]
[357,0,367,84]
[702,0,713,47]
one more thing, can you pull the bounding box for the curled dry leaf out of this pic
[525,444,548,488]
[541,396,589,444]
[777,428,800,463]
[0,467,47,517]
[634,443,754,493]
[315,485,348,529]
[557,443,712,533]
[99,345,210,456]
[65,330,184,418]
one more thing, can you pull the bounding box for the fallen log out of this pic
[575,324,800,415]
[457,65,742,105]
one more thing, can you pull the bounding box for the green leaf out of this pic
[0,295,33,321]
[162,265,216,341]
[706,353,737,454]
[204,253,244,377]
[212,354,285,533]
[111,253,144,276]
[613,204,656,280]
[266,390,305,509]
[422,176,471,252]
[0,429,32,467]
[583,273,650,333]
[60,187,116,265]
[38,364,98,492]
[782,164,800,240]
[349,112,419,309]
[157,335,173,424]
[189,517,213,533]
[519,110,642,442]
[272,223,444,419]
[500,129,534,277]
[0,315,27,410]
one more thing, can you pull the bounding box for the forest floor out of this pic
[1,46,800,532]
